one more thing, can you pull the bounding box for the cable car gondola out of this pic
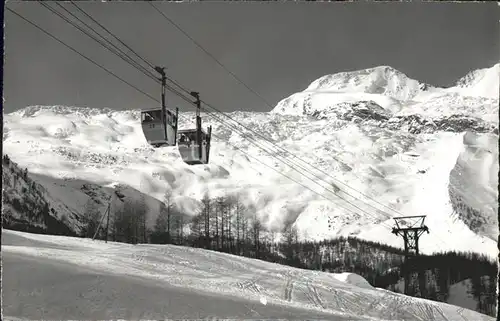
[140,66,179,148]
[140,66,212,165]
[177,92,212,165]
[140,107,178,147]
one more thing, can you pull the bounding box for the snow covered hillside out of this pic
[3,63,498,258]
[454,63,500,100]
[2,154,77,234]
[2,229,494,321]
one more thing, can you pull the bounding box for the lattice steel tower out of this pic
[391,215,429,295]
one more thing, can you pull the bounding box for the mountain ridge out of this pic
[272,63,498,117]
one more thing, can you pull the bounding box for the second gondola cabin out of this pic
[177,125,212,165]
[176,91,212,165]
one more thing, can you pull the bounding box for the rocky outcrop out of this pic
[384,114,498,134]
[310,100,498,134]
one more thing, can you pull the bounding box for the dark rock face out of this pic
[383,114,497,134]
[310,100,498,135]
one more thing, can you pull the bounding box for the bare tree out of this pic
[218,197,226,251]
[164,191,172,240]
[250,212,262,259]
[159,191,174,243]
[201,194,211,249]
[240,207,249,256]
[213,197,221,250]
[136,195,148,243]
[174,214,185,245]
[226,198,234,253]
[235,198,242,255]
[153,191,178,244]
[282,224,299,264]
[153,203,168,243]
[269,229,277,255]
[189,212,203,247]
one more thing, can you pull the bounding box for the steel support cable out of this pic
[160,74,395,225]
[176,106,392,225]
[160,75,397,222]
[39,2,160,84]
[160,78,389,226]
[71,0,157,71]
[57,2,195,106]
[195,106,396,226]
[200,99,409,217]
[57,2,159,81]
[43,1,186,108]
[201,102,398,219]
[149,2,274,108]
[6,7,158,103]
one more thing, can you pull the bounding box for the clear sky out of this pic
[4,1,499,114]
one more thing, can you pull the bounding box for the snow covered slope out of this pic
[3,63,498,258]
[453,63,500,100]
[2,155,80,234]
[449,132,499,241]
[2,229,494,321]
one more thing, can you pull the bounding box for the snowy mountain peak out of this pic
[304,65,422,102]
[454,63,499,99]
[272,63,499,119]
[456,63,499,87]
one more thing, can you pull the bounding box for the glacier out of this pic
[3,63,498,258]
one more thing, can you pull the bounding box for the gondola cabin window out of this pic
[141,112,153,122]
[141,110,162,123]
[166,109,176,126]
[151,110,162,121]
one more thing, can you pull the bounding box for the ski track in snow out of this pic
[284,271,295,302]
[2,229,494,321]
